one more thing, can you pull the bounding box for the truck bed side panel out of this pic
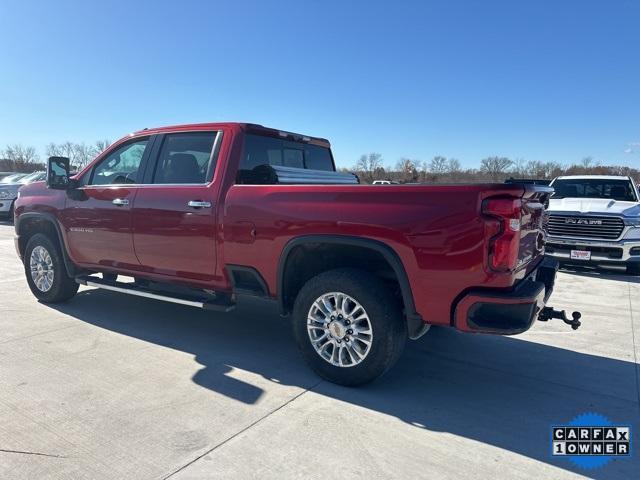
[222,183,528,325]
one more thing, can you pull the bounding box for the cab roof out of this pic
[132,122,331,147]
[553,175,632,181]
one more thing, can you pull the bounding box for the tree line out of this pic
[345,153,640,184]
[2,142,638,184]
[0,140,111,173]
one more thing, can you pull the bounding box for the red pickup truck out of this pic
[13,122,577,385]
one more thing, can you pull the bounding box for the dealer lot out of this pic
[0,222,638,480]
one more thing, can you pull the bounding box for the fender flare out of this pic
[276,235,423,335]
[15,212,79,277]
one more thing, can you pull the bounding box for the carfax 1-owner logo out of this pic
[552,413,632,469]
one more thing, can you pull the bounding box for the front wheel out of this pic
[24,233,79,303]
[292,268,407,386]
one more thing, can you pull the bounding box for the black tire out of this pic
[24,233,79,303]
[8,201,14,222]
[292,268,407,386]
[626,263,640,276]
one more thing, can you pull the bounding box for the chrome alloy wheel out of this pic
[30,246,54,292]
[307,292,373,367]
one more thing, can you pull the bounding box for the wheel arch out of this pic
[16,212,79,277]
[277,235,424,336]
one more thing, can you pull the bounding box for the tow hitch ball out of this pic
[538,307,582,330]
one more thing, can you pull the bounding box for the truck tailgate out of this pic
[519,186,553,270]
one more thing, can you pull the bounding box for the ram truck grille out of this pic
[546,215,624,240]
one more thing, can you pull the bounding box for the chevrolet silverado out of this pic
[13,122,577,385]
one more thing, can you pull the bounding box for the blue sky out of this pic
[0,0,639,169]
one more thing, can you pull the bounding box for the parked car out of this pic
[544,175,640,274]
[372,180,400,185]
[0,172,19,181]
[13,122,576,385]
[0,173,28,184]
[0,171,46,219]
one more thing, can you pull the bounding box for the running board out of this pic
[76,276,235,312]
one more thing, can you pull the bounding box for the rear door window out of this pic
[153,132,218,184]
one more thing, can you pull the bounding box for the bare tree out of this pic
[373,165,386,181]
[395,158,419,183]
[73,143,95,168]
[46,142,76,162]
[525,160,545,178]
[542,161,562,178]
[45,143,61,158]
[429,156,448,175]
[355,153,383,183]
[581,156,593,168]
[45,140,111,168]
[480,156,513,180]
[93,139,111,156]
[1,144,41,172]
[510,158,527,177]
[448,158,461,174]
[3,144,39,164]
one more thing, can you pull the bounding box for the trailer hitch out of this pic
[538,307,582,330]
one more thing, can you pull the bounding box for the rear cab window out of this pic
[237,134,334,184]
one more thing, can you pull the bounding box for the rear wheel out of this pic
[292,268,407,386]
[24,233,79,303]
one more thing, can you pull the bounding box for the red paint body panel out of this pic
[131,185,218,282]
[63,186,140,268]
[221,183,540,325]
[14,122,551,330]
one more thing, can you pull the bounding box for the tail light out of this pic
[483,197,522,272]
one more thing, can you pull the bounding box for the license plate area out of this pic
[570,249,591,260]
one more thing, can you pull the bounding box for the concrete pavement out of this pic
[0,222,638,479]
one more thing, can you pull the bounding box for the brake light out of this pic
[483,197,522,272]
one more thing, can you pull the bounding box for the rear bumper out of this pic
[453,257,557,335]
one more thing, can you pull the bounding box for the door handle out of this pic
[187,200,212,209]
[112,198,129,206]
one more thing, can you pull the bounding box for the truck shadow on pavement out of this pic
[50,290,639,479]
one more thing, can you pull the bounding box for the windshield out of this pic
[19,171,46,184]
[551,178,637,201]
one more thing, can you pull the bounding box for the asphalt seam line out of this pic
[0,448,65,458]
[160,380,323,480]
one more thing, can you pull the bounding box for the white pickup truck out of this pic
[544,175,640,274]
